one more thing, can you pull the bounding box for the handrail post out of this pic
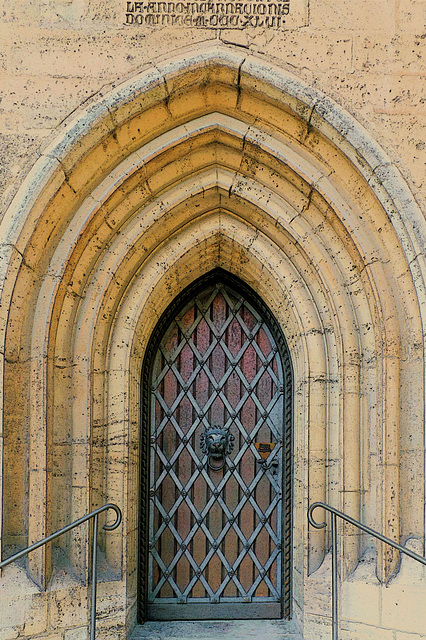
[0,503,122,640]
[331,511,338,640]
[90,512,99,640]
[308,502,426,640]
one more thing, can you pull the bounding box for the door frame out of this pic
[138,268,293,622]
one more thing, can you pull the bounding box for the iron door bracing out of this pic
[144,281,290,620]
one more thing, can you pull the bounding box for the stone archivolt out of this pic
[0,45,424,637]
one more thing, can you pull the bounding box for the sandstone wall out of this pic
[0,2,425,640]
[0,0,424,214]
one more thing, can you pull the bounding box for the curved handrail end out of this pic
[102,504,123,531]
[308,502,328,530]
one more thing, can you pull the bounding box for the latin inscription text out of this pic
[125,0,291,28]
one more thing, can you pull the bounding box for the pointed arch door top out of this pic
[140,273,292,621]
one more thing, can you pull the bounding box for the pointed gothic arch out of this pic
[139,268,293,621]
[0,44,424,636]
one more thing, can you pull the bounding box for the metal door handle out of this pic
[257,458,279,474]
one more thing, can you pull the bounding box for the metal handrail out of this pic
[0,503,122,640]
[308,502,426,640]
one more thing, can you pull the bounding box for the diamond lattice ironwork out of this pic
[148,283,285,607]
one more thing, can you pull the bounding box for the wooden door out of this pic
[140,277,292,620]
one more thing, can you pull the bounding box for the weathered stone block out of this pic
[341,580,381,626]
[381,583,426,635]
[48,585,87,631]
[64,626,88,640]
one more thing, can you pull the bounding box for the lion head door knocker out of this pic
[200,427,235,471]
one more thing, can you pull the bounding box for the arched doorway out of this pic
[1,45,424,640]
[139,270,293,621]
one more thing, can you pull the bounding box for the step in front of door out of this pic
[129,619,303,640]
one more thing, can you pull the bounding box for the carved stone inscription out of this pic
[125,0,302,29]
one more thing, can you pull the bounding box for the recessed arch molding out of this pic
[0,44,424,634]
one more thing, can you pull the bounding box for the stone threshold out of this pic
[129,619,303,640]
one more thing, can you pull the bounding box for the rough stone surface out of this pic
[0,1,425,640]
